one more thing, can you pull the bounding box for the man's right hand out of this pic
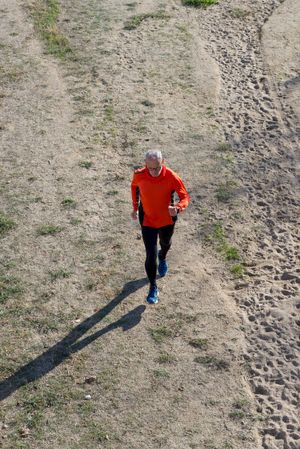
[131,210,138,220]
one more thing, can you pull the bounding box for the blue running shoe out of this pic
[158,251,168,277]
[146,285,159,304]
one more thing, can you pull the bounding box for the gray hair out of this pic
[145,149,163,161]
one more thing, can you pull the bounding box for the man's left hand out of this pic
[168,206,178,217]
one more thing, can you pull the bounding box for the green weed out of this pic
[224,246,240,261]
[224,443,234,449]
[194,356,230,370]
[0,212,15,235]
[153,368,170,378]
[230,263,245,278]
[215,180,237,202]
[70,218,81,225]
[104,105,114,121]
[49,269,71,281]
[141,99,155,107]
[216,142,232,152]
[182,0,218,7]
[80,421,110,444]
[229,397,251,419]
[124,11,169,30]
[79,161,93,169]
[0,275,22,304]
[205,105,215,117]
[229,410,246,419]
[149,326,173,343]
[85,279,98,291]
[0,66,25,83]
[134,122,148,133]
[22,390,64,413]
[126,2,137,10]
[97,369,118,391]
[211,223,241,262]
[37,225,63,235]
[156,352,176,364]
[231,8,250,18]
[61,197,76,208]
[216,142,235,164]
[233,398,250,409]
[189,338,208,349]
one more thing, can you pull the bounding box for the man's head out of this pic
[145,150,163,177]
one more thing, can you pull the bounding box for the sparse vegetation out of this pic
[37,224,63,235]
[0,66,25,83]
[216,142,235,165]
[189,338,208,349]
[79,421,111,445]
[194,356,230,370]
[104,104,114,122]
[224,442,234,449]
[79,161,93,169]
[0,0,270,446]
[61,197,76,208]
[0,212,15,235]
[205,105,215,117]
[141,99,155,107]
[30,0,72,59]
[229,398,251,419]
[233,398,250,409]
[215,180,237,202]
[216,142,232,152]
[230,263,245,278]
[153,368,170,378]
[126,2,137,11]
[211,224,240,261]
[231,8,250,19]
[0,275,22,304]
[182,0,218,8]
[149,326,173,343]
[49,269,72,281]
[124,11,169,30]
[156,352,176,364]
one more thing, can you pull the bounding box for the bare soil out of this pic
[0,1,299,449]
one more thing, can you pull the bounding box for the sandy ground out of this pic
[0,1,299,449]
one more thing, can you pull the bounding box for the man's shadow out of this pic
[0,278,148,401]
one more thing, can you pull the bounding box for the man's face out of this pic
[146,158,163,177]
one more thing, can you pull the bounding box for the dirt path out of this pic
[0,1,299,449]
[193,1,300,448]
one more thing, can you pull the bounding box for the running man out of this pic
[131,150,190,304]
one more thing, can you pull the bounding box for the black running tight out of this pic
[141,225,175,287]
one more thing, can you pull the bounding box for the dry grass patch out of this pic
[0,275,23,304]
[124,11,169,30]
[30,0,72,59]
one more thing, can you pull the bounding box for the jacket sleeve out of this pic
[131,173,139,212]
[172,174,190,212]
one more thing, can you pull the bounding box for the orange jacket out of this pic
[131,165,190,228]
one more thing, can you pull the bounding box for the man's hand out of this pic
[131,210,138,220]
[168,206,178,217]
